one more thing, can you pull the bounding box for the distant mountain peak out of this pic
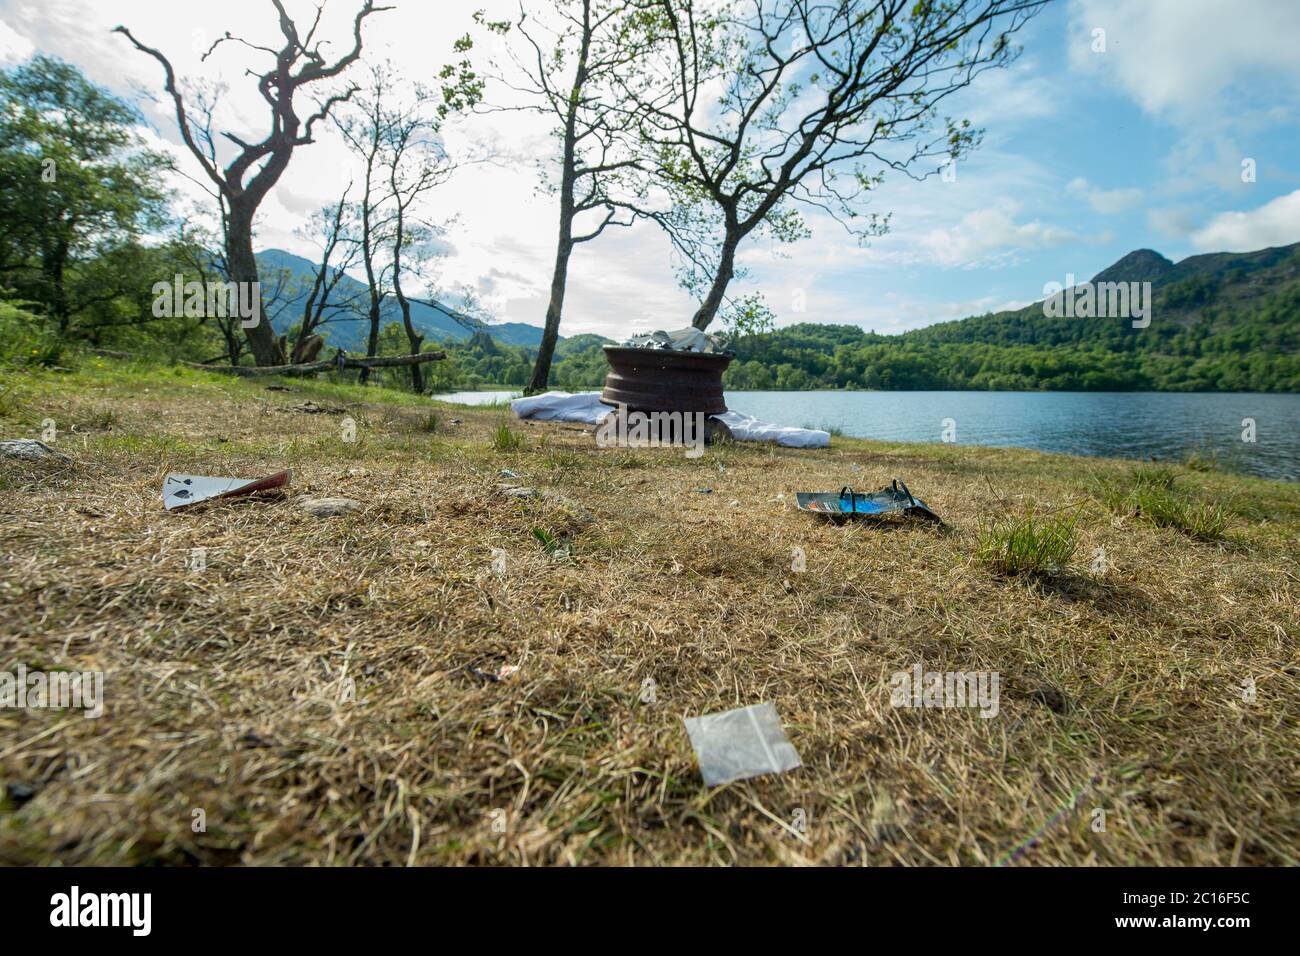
[1091,249,1175,285]
[253,248,551,351]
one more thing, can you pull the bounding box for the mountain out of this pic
[255,249,551,352]
[1091,248,1174,285]
[903,240,1300,357]
[546,241,1300,392]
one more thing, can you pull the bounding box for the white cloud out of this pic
[1066,177,1142,214]
[919,202,1077,268]
[1147,207,1196,240]
[0,17,33,64]
[1068,0,1300,125]
[1190,189,1300,252]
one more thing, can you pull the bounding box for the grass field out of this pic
[1,359,1297,865]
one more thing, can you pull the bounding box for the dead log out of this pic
[80,347,446,378]
[182,350,447,377]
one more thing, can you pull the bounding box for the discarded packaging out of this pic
[796,479,943,524]
[682,702,803,787]
[163,471,290,511]
[620,326,730,354]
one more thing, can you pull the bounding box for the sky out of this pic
[2,0,1299,339]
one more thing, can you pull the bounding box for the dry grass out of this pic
[1,360,1298,866]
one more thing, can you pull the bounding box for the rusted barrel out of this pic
[599,346,733,414]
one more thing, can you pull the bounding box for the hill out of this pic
[546,242,1300,392]
[256,249,552,352]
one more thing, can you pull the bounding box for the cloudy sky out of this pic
[3,0,1299,338]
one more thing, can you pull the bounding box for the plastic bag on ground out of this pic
[682,702,803,786]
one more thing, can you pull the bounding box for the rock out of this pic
[299,497,361,517]
[0,439,69,461]
[499,485,538,498]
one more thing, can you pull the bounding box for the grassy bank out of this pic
[1,359,1297,865]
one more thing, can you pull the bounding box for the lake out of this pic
[434,389,1300,482]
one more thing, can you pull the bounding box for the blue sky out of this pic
[2,0,1298,337]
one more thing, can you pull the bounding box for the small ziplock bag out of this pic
[682,702,802,787]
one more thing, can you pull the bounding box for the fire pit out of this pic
[599,345,733,415]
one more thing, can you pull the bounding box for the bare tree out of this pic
[625,0,1047,330]
[293,189,365,362]
[333,64,397,384]
[386,106,455,394]
[171,215,245,366]
[490,1,661,394]
[114,1,392,365]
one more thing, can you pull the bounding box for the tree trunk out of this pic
[361,296,381,385]
[691,234,739,330]
[226,201,284,366]
[46,237,69,334]
[526,1,590,396]
[527,238,574,395]
[392,239,424,394]
[222,323,242,367]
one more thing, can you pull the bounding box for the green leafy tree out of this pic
[623,0,1047,330]
[0,55,170,333]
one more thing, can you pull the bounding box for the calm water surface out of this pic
[434,389,1300,482]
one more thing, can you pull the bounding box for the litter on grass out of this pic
[682,702,803,787]
[620,326,730,354]
[511,391,830,449]
[796,479,943,524]
[163,471,291,511]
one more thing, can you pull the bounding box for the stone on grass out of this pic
[299,497,361,517]
[0,439,69,461]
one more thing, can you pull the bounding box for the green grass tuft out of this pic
[977,508,1080,576]
[1098,467,1230,540]
[490,422,524,452]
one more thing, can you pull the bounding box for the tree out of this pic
[170,214,246,366]
[626,0,1046,330]
[334,64,397,385]
[0,55,169,332]
[114,1,392,365]
[491,1,661,394]
[338,56,474,388]
[385,88,456,394]
[292,190,365,361]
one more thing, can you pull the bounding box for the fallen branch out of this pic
[187,350,447,377]
[81,347,446,377]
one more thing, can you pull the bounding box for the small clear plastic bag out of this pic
[682,702,802,786]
